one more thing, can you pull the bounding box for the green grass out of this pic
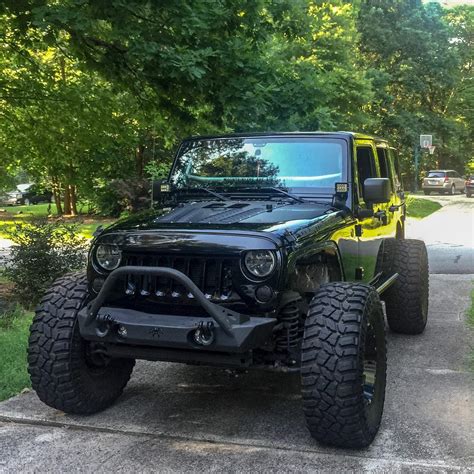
[76,221,114,239]
[1,203,52,218]
[405,196,442,219]
[0,201,115,240]
[0,306,33,401]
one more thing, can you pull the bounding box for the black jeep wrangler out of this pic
[28,132,429,449]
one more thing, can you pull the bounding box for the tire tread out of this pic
[301,282,386,449]
[28,272,134,414]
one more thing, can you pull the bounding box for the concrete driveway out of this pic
[0,198,473,472]
[407,194,473,274]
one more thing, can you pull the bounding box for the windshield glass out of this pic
[170,137,347,194]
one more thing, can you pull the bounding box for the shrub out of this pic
[4,220,88,305]
[93,178,151,217]
[0,303,27,330]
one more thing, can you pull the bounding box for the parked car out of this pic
[28,131,429,449]
[465,175,474,198]
[422,170,465,195]
[0,190,22,206]
[17,184,53,205]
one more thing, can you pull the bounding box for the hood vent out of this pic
[156,200,279,225]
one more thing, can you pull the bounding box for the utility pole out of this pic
[414,144,420,193]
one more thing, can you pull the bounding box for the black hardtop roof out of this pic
[182,131,388,143]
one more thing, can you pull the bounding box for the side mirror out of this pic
[363,178,391,203]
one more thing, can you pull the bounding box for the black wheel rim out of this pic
[363,323,378,404]
[84,341,112,373]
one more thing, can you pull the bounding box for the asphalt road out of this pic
[0,196,473,472]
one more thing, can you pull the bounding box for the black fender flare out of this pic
[285,241,345,297]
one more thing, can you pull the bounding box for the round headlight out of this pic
[244,250,276,278]
[95,244,122,271]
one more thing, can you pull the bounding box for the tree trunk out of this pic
[51,177,63,215]
[69,185,78,216]
[63,185,72,215]
[136,144,145,177]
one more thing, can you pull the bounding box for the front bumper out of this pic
[422,183,449,191]
[78,266,276,353]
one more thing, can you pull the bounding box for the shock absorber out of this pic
[275,302,300,352]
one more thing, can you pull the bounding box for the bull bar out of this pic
[77,266,276,353]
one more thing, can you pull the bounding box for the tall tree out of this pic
[358,0,473,182]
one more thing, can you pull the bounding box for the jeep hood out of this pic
[99,200,341,250]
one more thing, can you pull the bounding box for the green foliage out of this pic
[0,0,472,203]
[144,161,171,181]
[0,306,32,401]
[4,220,88,304]
[358,1,473,183]
[405,196,442,219]
[93,179,151,217]
[0,303,25,330]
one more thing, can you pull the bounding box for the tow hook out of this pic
[193,321,215,346]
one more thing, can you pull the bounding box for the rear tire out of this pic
[28,273,135,414]
[450,184,455,195]
[423,190,431,195]
[301,283,387,449]
[376,239,429,334]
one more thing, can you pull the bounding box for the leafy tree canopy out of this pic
[0,0,472,213]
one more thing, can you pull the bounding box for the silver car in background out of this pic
[422,170,466,195]
[0,190,22,206]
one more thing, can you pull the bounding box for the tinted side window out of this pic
[356,146,376,200]
[377,147,390,179]
[388,149,402,190]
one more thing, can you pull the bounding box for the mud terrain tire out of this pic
[28,273,135,414]
[376,239,429,334]
[301,283,387,448]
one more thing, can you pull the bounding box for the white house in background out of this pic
[16,183,34,193]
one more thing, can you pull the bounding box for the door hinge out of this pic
[355,267,364,280]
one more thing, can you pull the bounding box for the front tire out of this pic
[301,283,387,449]
[423,190,431,195]
[376,239,429,334]
[28,273,135,414]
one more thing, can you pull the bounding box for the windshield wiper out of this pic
[267,187,305,203]
[218,185,304,203]
[185,187,229,201]
[217,185,305,203]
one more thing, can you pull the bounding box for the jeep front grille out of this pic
[121,254,237,302]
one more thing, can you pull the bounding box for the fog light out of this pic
[117,325,127,338]
[255,285,273,303]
